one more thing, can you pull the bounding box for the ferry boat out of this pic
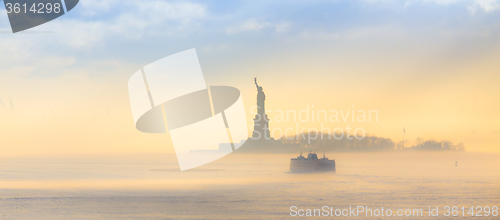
[290,151,336,173]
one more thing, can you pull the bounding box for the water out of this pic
[1,152,499,219]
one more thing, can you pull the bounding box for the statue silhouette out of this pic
[255,77,265,115]
[252,77,270,140]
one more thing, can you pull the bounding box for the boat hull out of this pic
[290,159,336,173]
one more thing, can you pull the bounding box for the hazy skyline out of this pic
[2,0,500,155]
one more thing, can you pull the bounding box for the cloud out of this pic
[38,56,76,68]
[275,22,291,33]
[299,24,411,41]
[468,0,500,14]
[300,30,340,40]
[369,0,499,13]
[132,1,206,20]
[423,0,460,5]
[78,0,119,16]
[421,0,500,13]
[0,0,209,80]
[30,1,208,48]
[225,20,291,34]
[225,19,271,33]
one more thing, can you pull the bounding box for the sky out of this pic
[1,0,500,156]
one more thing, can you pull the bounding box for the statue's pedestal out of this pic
[252,113,270,140]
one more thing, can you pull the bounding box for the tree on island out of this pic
[279,132,465,152]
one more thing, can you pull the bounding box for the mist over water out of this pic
[1,152,499,219]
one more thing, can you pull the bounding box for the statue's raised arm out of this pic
[254,77,259,89]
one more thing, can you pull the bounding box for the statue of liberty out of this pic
[252,77,270,140]
[255,77,265,115]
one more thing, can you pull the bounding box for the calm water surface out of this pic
[1,152,499,219]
